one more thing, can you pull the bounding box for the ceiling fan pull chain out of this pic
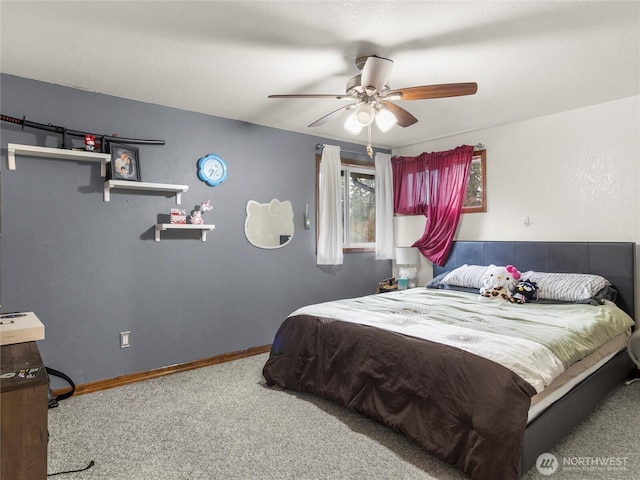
[367,125,373,158]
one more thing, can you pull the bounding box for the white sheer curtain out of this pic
[317,145,343,265]
[374,152,394,260]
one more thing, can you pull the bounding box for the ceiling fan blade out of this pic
[268,94,353,99]
[361,56,394,94]
[308,103,356,127]
[379,101,418,127]
[389,82,478,100]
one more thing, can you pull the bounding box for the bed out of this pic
[262,241,636,479]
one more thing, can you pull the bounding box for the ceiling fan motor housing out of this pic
[346,75,363,95]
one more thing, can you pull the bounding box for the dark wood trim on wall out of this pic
[52,344,272,398]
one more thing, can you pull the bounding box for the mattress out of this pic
[528,331,629,422]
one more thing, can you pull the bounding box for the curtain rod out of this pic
[316,143,485,155]
[315,144,371,157]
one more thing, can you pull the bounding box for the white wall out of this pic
[393,96,640,288]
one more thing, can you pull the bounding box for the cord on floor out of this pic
[47,460,95,477]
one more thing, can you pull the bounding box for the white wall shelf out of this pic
[155,224,215,242]
[7,143,111,177]
[104,180,189,204]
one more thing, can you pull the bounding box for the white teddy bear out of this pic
[479,264,521,302]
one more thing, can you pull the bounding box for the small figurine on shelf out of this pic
[188,200,213,225]
[170,209,187,224]
[84,134,96,152]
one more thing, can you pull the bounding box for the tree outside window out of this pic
[342,168,375,247]
[462,150,486,213]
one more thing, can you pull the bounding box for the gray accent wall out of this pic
[0,74,391,386]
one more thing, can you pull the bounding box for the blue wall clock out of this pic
[197,154,228,186]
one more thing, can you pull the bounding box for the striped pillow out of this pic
[441,265,488,289]
[521,271,611,302]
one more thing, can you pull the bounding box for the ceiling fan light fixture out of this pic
[375,108,397,132]
[354,103,375,127]
[344,112,363,135]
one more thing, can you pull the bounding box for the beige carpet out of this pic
[47,353,640,479]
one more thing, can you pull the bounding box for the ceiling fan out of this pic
[268,55,478,135]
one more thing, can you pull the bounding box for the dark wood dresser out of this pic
[1,341,48,480]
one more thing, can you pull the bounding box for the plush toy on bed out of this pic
[510,279,539,304]
[479,264,521,302]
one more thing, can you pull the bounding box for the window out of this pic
[316,155,376,253]
[392,148,486,216]
[342,165,375,249]
[462,149,486,213]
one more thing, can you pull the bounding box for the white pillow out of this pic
[441,264,488,289]
[521,271,610,302]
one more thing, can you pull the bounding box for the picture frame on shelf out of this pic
[109,143,141,181]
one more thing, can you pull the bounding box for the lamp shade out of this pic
[344,112,363,135]
[375,108,397,132]
[396,247,419,265]
[354,103,376,126]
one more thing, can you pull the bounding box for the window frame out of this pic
[315,154,376,253]
[462,149,486,214]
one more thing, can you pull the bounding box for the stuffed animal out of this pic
[188,200,213,225]
[479,264,521,302]
[510,279,539,304]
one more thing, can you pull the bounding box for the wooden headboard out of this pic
[433,241,636,319]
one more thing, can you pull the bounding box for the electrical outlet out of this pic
[120,331,131,348]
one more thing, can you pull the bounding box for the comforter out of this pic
[262,289,634,480]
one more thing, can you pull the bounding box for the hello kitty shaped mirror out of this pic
[244,199,294,249]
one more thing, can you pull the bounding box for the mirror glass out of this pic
[244,199,294,249]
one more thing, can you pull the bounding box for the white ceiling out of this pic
[1,1,638,150]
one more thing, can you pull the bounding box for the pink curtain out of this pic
[391,154,429,215]
[393,145,474,266]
